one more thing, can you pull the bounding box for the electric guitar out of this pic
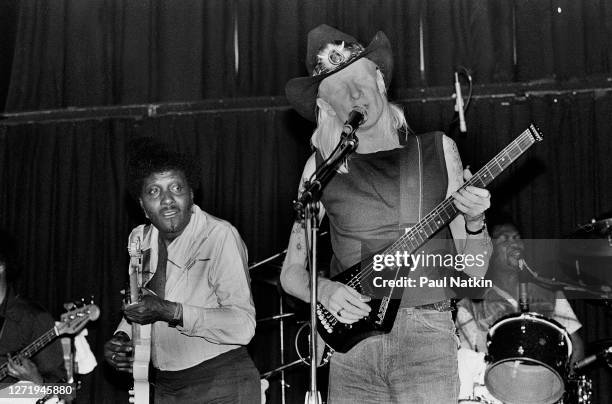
[315,124,543,355]
[0,302,100,381]
[127,230,151,404]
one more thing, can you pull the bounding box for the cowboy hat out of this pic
[285,24,393,122]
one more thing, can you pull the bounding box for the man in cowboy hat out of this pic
[280,24,493,402]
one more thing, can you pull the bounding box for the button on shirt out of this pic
[116,205,256,371]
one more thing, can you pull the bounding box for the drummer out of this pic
[455,214,585,366]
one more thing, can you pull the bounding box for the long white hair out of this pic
[311,70,408,173]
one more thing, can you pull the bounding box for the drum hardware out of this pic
[573,346,612,372]
[247,231,329,271]
[293,321,333,367]
[559,375,593,404]
[249,259,290,404]
[248,238,330,404]
[261,358,304,379]
[257,312,296,323]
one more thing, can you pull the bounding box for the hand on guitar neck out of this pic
[5,354,43,384]
[123,287,181,326]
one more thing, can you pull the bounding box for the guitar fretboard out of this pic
[384,124,542,257]
[0,327,58,380]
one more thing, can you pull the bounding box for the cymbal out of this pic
[571,217,612,238]
[563,215,612,257]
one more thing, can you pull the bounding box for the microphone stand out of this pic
[517,259,530,313]
[294,131,359,404]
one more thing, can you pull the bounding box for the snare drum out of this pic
[484,312,572,404]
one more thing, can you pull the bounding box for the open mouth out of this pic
[162,209,178,218]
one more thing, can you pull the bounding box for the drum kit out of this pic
[460,215,612,404]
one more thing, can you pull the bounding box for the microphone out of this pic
[342,107,367,135]
[454,72,466,133]
[574,347,612,371]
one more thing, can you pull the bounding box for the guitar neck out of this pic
[388,124,542,255]
[0,327,58,380]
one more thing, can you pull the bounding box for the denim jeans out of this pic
[328,308,459,404]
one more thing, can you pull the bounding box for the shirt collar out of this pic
[150,204,208,269]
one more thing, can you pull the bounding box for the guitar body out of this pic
[128,230,150,404]
[130,322,151,404]
[316,259,402,353]
[315,125,543,355]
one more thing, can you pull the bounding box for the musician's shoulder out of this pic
[9,295,53,323]
[200,211,240,238]
[128,224,148,238]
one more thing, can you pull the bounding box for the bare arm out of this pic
[569,331,585,366]
[443,135,493,278]
[279,154,370,324]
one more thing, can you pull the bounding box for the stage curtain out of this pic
[4,0,612,111]
[5,0,236,111]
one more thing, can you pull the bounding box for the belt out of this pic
[414,299,454,312]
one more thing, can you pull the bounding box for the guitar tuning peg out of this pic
[90,295,95,304]
[63,302,76,311]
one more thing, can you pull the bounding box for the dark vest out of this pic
[316,132,456,307]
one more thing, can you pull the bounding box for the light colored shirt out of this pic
[116,205,256,371]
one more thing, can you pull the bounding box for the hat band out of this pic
[312,41,365,77]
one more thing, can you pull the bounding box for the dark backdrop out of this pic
[2,0,612,111]
[1,0,612,403]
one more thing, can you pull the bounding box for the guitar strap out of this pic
[399,135,423,232]
[140,224,152,288]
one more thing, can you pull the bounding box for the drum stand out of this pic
[250,263,298,404]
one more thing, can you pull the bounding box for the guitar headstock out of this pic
[528,123,543,142]
[128,233,142,258]
[57,299,100,336]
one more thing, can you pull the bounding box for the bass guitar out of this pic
[0,302,100,381]
[316,124,543,355]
